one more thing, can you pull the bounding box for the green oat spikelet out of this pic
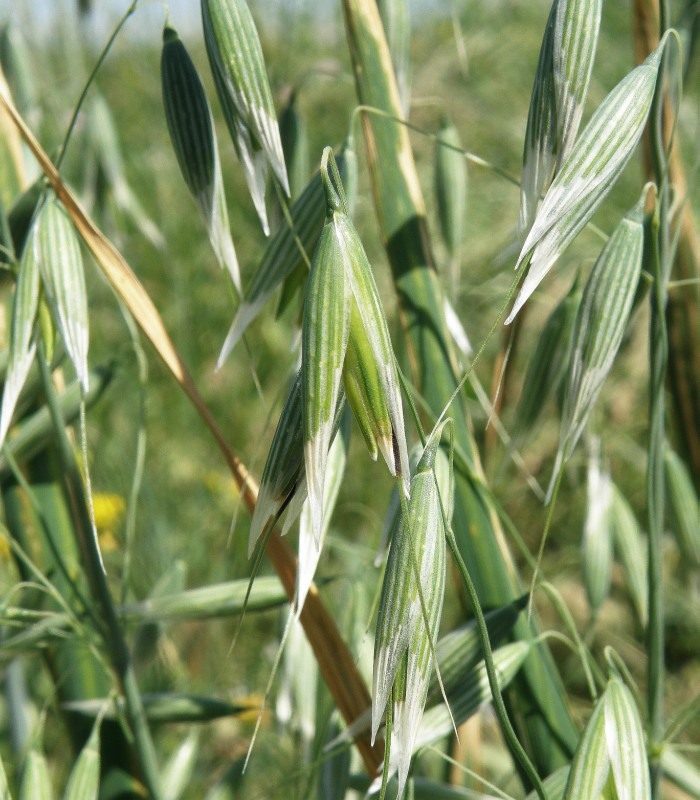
[372,423,448,797]
[201,0,289,235]
[303,147,408,545]
[509,38,664,322]
[519,0,602,238]
[564,676,650,800]
[35,197,89,394]
[161,24,241,293]
[547,191,647,501]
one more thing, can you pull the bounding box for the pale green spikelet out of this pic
[547,190,647,500]
[509,38,665,323]
[201,0,290,236]
[35,197,90,394]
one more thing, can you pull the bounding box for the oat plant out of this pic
[0,0,698,799]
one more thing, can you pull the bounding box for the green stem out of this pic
[36,344,164,799]
[647,8,671,796]
[444,524,548,800]
[55,1,140,170]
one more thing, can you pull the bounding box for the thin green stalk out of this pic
[646,13,674,796]
[444,523,548,800]
[55,1,141,171]
[35,344,164,800]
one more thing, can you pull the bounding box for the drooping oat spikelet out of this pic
[161,24,241,292]
[372,425,448,797]
[303,147,409,544]
[509,38,665,323]
[201,0,289,235]
[519,0,602,238]
[553,0,602,166]
[302,159,351,546]
[35,197,90,394]
[547,191,647,500]
[519,2,557,239]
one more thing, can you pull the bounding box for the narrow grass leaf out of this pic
[519,1,557,238]
[162,730,199,800]
[373,427,448,794]
[415,641,530,751]
[296,408,350,614]
[201,0,289,203]
[509,40,664,322]
[63,714,101,800]
[0,222,40,448]
[582,441,612,616]
[553,0,602,166]
[435,116,466,267]
[610,484,648,625]
[604,677,650,800]
[425,597,526,706]
[302,164,351,545]
[563,692,608,799]
[121,575,287,622]
[442,297,472,359]
[511,275,580,444]
[161,25,240,292]
[35,197,89,393]
[548,194,646,500]
[663,445,700,566]
[64,694,254,724]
